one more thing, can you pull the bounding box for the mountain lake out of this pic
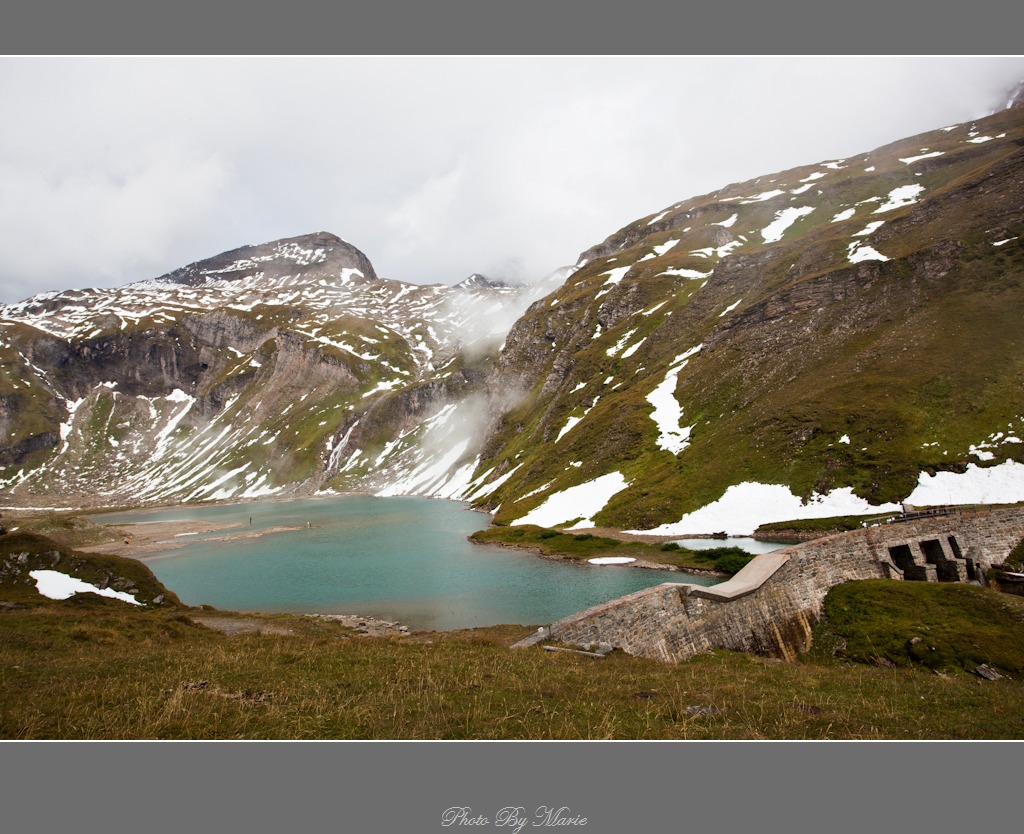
[92,496,717,631]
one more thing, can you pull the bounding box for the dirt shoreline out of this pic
[78,519,308,559]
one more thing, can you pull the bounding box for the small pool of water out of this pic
[671,537,791,554]
[94,496,719,631]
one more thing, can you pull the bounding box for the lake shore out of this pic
[81,512,733,573]
[79,518,308,560]
[23,496,741,577]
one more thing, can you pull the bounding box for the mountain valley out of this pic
[3,96,1024,534]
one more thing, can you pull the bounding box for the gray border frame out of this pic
[3,1,1024,55]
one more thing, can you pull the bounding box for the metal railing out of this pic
[894,504,986,523]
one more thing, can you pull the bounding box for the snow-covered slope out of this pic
[0,232,571,506]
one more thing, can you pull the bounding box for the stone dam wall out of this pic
[513,507,1024,664]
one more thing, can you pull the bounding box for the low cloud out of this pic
[2,57,1023,304]
[0,149,229,299]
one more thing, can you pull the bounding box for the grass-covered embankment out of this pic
[755,504,1024,543]
[754,513,899,542]
[814,579,1024,674]
[468,525,752,574]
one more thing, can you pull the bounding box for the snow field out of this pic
[646,344,702,456]
[630,483,899,536]
[30,570,141,605]
[510,472,631,529]
[760,207,814,244]
[873,184,924,213]
[848,244,890,264]
[627,459,1024,536]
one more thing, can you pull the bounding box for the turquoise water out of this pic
[671,537,791,554]
[94,496,716,631]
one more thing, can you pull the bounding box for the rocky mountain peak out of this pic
[154,231,377,289]
[455,274,513,290]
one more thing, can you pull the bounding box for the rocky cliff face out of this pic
[0,233,567,506]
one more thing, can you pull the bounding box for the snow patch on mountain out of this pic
[629,483,900,536]
[30,570,141,605]
[621,338,645,358]
[659,267,711,280]
[740,189,785,203]
[904,460,1024,506]
[511,472,630,528]
[874,184,924,213]
[626,459,1024,536]
[647,345,702,455]
[760,207,814,243]
[556,416,583,443]
[719,299,742,318]
[900,150,944,164]
[606,329,638,358]
[602,266,632,286]
[854,221,885,237]
[848,243,890,263]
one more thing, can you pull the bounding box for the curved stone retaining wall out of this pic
[514,507,1024,664]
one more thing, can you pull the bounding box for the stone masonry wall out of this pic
[518,508,1024,664]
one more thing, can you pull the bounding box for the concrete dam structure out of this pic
[514,507,1024,664]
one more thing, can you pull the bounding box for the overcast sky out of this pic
[1,56,1023,304]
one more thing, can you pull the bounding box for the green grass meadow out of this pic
[2,528,1023,740]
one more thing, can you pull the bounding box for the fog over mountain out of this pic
[2,56,1023,304]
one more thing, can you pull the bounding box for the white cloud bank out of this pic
[2,56,1023,303]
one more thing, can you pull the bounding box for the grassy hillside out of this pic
[468,525,752,574]
[478,105,1024,530]
[815,579,1024,674]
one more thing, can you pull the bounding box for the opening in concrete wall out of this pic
[948,535,975,579]
[888,544,928,580]
[920,539,960,581]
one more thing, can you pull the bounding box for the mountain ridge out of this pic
[0,234,567,506]
[154,231,378,288]
[471,103,1024,532]
[3,103,1024,534]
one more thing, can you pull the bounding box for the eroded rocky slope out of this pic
[0,232,567,505]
